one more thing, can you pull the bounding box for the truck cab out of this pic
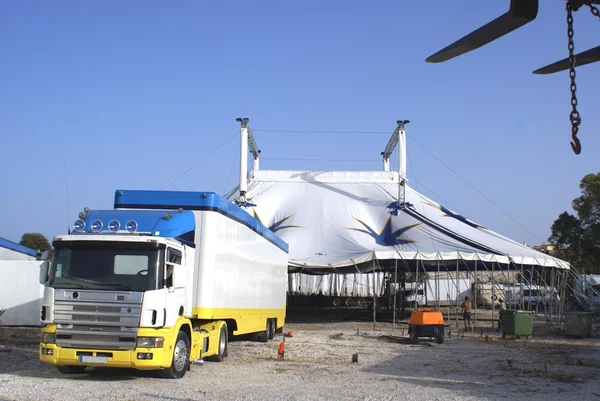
[39,210,200,377]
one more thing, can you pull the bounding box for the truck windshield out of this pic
[48,241,163,292]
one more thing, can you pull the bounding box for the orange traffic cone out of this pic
[278,338,285,359]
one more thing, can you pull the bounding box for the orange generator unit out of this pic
[408,309,445,344]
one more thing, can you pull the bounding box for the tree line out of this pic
[550,172,600,274]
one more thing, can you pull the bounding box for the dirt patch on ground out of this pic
[0,327,40,346]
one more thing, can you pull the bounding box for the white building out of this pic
[0,237,44,326]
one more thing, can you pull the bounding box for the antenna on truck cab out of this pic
[235,117,261,206]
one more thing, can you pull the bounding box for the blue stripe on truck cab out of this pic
[113,189,289,254]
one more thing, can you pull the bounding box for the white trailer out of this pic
[404,278,471,307]
[503,284,560,309]
[39,190,288,379]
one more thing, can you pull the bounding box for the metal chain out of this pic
[567,2,581,155]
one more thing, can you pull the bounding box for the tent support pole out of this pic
[372,257,377,331]
[436,259,440,310]
[456,258,459,330]
[520,261,524,310]
[393,258,398,333]
[529,266,534,312]
[492,262,495,331]
[474,258,478,330]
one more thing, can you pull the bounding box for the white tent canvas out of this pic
[225,169,570,274]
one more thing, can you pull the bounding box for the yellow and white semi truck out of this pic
[39,189,288,378]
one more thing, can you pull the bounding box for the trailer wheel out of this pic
[332,297,342,307]
[436,333,444,344]
[163,331,190,379]
[267,319,276,340]
[56,365,87,374]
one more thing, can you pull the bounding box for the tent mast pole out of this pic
[381,119,409,208]
[235,117,260,204]
[236,117,249,204]
[398,120,408,208]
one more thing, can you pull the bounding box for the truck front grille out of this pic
[53,290,143,350]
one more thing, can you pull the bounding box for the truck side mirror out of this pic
[172,265,187,289]
[39,261,49,285]
[41,250,51,261]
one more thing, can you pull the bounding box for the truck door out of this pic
[163,247,186,327]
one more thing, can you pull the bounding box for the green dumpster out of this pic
[564,312,593,338]
[500,310,534,338]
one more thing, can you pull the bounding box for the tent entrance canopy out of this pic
[225,170,570,274]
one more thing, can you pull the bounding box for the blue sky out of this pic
[1,1,598,247]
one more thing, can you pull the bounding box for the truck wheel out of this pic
[332,298,342,307]
[209,324,228,362]
[267,319,276,340]
[436,333,444,344]
[56,365,87,374]
[163,331,190,379]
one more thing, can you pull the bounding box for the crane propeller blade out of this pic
[533,45,600,74]
[426,0,539,63]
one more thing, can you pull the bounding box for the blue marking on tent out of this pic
[438,204,485,229]
[420,200,486,230]
[253,210,304,233]
[346,216,421,246]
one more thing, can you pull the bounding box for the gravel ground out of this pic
[1,319,600,401]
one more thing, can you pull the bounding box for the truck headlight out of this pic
[41,333,56,344]
[136,337,164,348]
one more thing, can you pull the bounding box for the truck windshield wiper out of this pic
[78,280,133,291]
[94,283,132,291]
[52,282,86,289]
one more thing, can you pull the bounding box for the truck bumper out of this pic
[39,325,181,371]
[39,343,173,370]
